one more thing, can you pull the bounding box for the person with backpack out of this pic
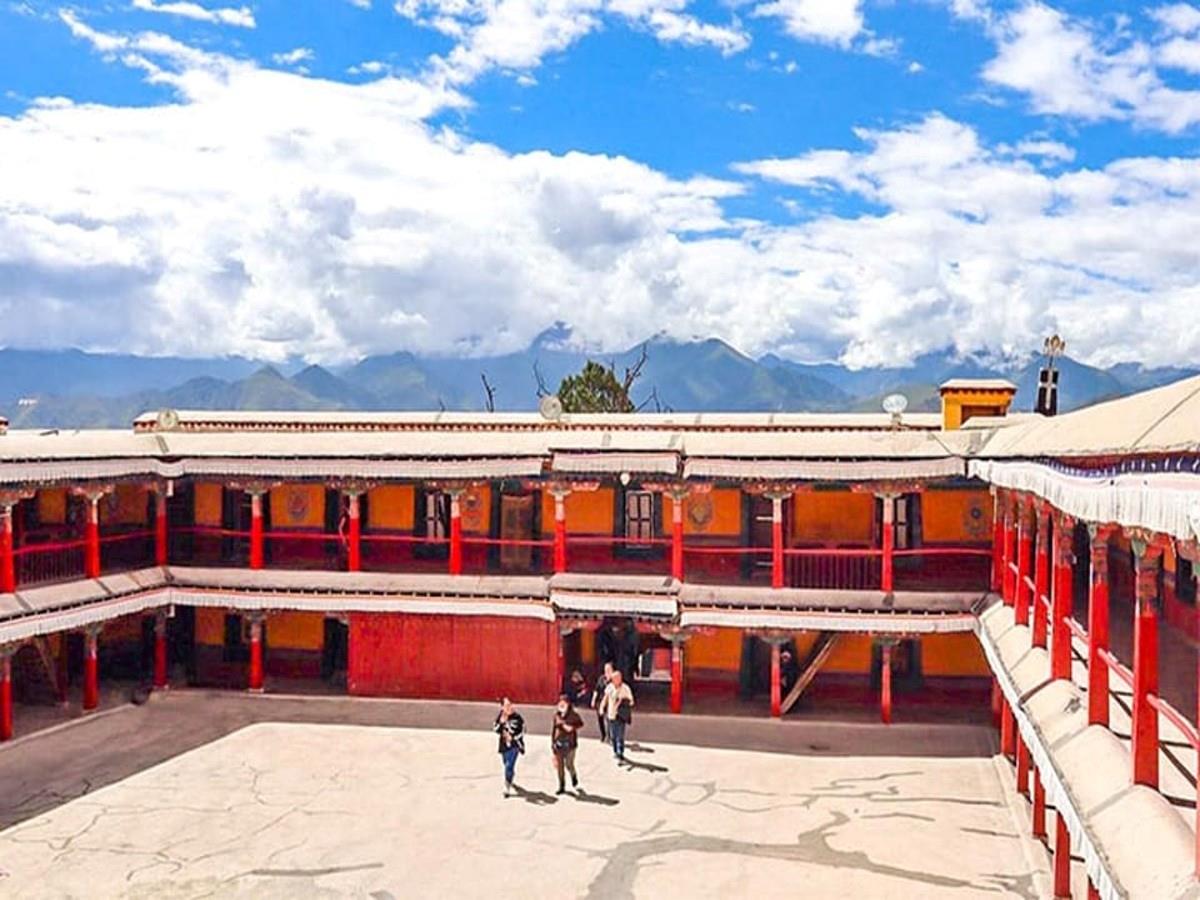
[493,697,525,796]
[551,693,585,794]
[602,669,635,762]
[591,661,614,744]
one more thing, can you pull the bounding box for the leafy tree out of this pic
[557,360,636,413]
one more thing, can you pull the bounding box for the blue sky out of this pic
[2,0,1200,367]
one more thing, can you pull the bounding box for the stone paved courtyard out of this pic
[0,716,1051,899]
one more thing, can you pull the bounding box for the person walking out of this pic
[565,668,590,709]
[493,697,525,797]
[602,669,635,762]
[591,662,614,744]
[551,693,585,794]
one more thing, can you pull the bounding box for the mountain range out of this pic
[0,330,1194,429]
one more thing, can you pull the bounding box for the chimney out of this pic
[938,379,1017,430]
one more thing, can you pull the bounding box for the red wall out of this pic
[347,613,557,703]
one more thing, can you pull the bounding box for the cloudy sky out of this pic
[1,0,1199,367]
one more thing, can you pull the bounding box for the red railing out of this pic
[786,547,881,590]
[13,539,87,587]
[99,529,157,573]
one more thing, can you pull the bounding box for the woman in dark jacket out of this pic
[551,693,585,794]
[493,697,525,796]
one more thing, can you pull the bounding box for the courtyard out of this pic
[0,694,1051,899]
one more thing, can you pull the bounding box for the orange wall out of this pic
[36,489,67,525]
[685,627,742,671]
[368,485,415,530]
[794,491,874,544]
[195,607,225,646]
[663,489,742,537]
[921,633,990,677]
[270,484,326,529]
[460,484,491,534]
[100,484,149,526]
[194,483,223,527]
[542,488,614,535]
[922,489,992,544]
[268,612,325,650]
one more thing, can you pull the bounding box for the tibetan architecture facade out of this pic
[1,374,1199,899]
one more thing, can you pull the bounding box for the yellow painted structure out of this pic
[939,381,1016,430]
[267,612,325,650]
[367,485,415,530]
[922,489,992,544]
[794,490,874,544]
[193,483,224,527]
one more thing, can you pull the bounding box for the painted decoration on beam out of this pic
[687,494,714,530]
[461,486,486,533]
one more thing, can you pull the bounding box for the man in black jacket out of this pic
[551,693,585,794]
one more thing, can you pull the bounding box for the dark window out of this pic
[1179,558,1196,606]
[223,614,249,663]
[625,490,655,545]
[414,489,450,559]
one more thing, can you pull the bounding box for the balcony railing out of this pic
[13,539,87,588]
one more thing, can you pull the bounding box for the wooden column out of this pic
[85,493,102,579]
[82,627,99,711]
[1032,765,1047,840]
[1014,496,1034,627]
[346,492,362,573]
[770,640,782,718]
[0,503,14,595]
[991,488,1005,593]
[670,636,685,715]
[1131,539,1163,788]
[1054,812,1072,898]
[448,489,464,576]
[153,610,169,690]
[770,494,785,589]
[1050,512,1075,680]
[551,486,570,575]
[1087,525,1113,728]
[248,490,265,570]
[880,640,894,724]
[879,492,896,593]
[1000,696,1015,759]
[0,647,13,741]
[247,614,265,692]
[154,486,169,567]
[1033,503,1051,648]
[1016,735,1031,798]
[1002,493,1016,606]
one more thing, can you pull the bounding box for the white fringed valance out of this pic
[684,457,965,481]
[972,460,1200,543]
[679,608,975,633]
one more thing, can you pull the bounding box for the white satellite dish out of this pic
[882,393,908,416]
[155,408,181,431]
[538,395,564,422]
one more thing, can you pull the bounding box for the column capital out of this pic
[73,484,115,504]
[744,483,797,501]
[229,480,278,497]
[851,480,923,497]
[747,629,793,646]
[330,480,375,497]
[0,488,34,512]
[0,643,19,662]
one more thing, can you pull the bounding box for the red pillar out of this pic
[1000,697,1015,759]
[991,488,1005,593]
[1032,767,1047,840]
[248,616,264,692]
[1033,505,1051,648]
[670,493,684,582]
[880,494,895,593]
[0,653,12,741]
[249,491,264,570]
[1131,543,1162,788]
[553,492,567,574]
[771,495,784,589]
[1087,883,1100,900]
[880,642,893,724]
[1014,499,1033,627]
[1051,514,1075,681]
[1087,526,1111,727]
[83,629,99,711]
[346,492,362,572]
[770,641,782,718]
[153,612,168,690]
[1054,812,1072,898]
[448,492,463,576]
[154,489,168,567]
[85,495,101,579]
[0,505,15,594]
[1002,496,1016,605]
[1016,735,1031,798]
[670,639,683,715]
[990,677,1001,727]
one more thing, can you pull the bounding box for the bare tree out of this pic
[533,360,551,398]
[480,373,497,413]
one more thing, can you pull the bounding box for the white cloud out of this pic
[980,2,1200,133]
[273,47,315,67]
[131,0,255,28]
[9,15,1200,370]
[1150,3,1200,35]
[396,0,748,86]
[751,0,862,47]
[907,60,923,74]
